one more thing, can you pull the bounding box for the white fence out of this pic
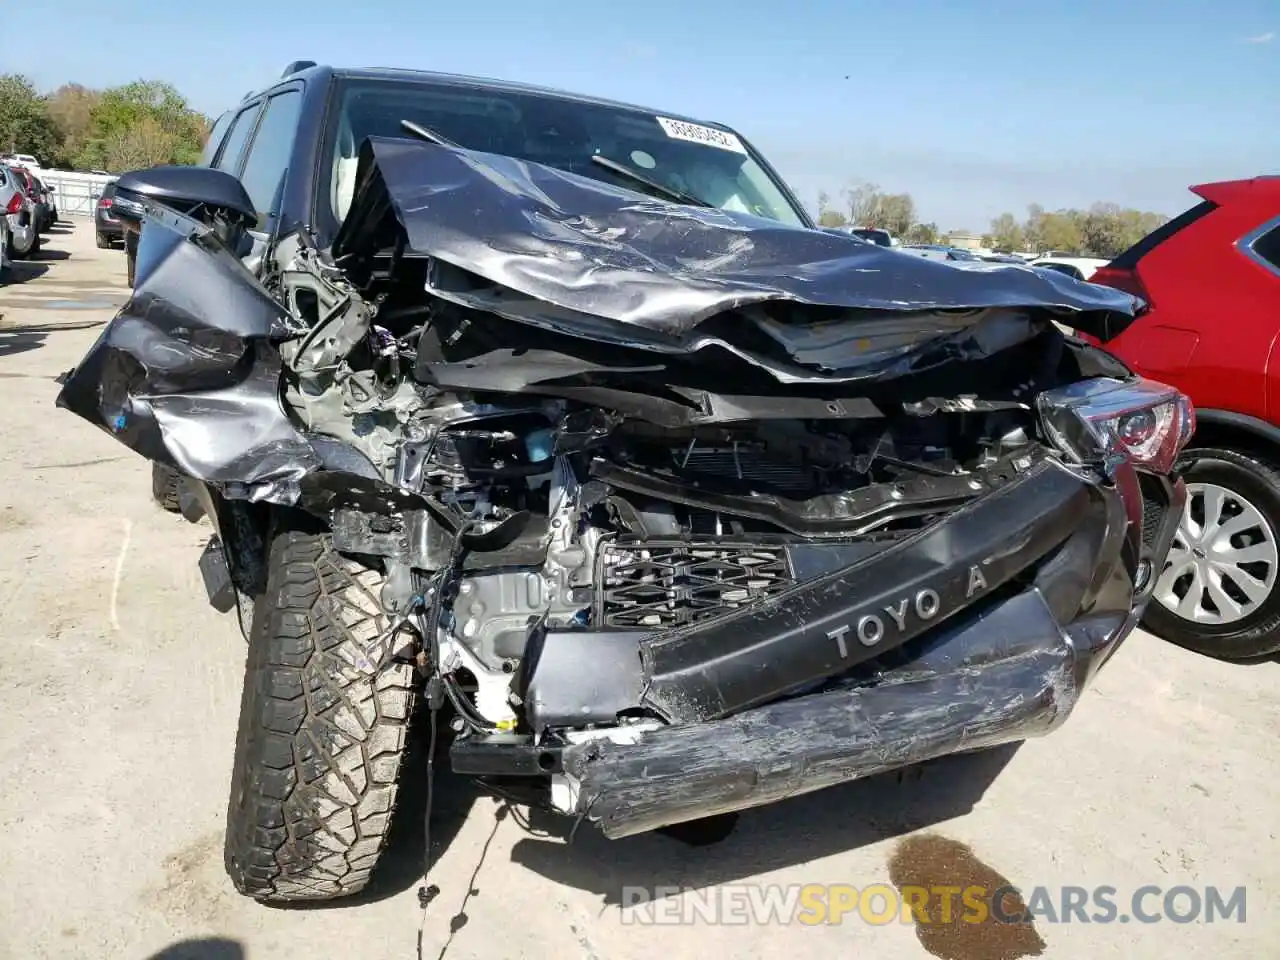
[34,169,116,218]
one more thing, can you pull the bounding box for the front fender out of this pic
[55,207,319,505]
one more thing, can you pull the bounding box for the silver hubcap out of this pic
[1155,481,1278,624]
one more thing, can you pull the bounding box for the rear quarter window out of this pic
[1246,219,1280,276]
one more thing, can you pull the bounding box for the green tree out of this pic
[989,212,1025,252]
[1037,211,1084,253]
[0,74,61,161]
[844,181,882,225]
[46,83,102,167]
[905,222,938,244]
[841,182,916,236]
[1078,203,1169,258]
[77,80,209,171]
[816,190,849,226]
[1024,203,1044,252]
[876,193,916,237]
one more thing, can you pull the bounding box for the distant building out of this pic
[946,232,984,250]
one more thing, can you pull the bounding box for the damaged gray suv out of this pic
[58,62,1193,903]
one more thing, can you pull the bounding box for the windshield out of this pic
[326,78,806,229]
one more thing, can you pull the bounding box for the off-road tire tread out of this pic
[1143,446,1280,660]
[151,463,182,512]
[223,525,417,901]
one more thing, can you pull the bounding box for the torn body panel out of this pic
[56,208,323,504]
[562,592,1113,839]
[556,465,1182,838]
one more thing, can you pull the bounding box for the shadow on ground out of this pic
[34,247,71,262]
[0,319,105,359]
[509,744,1022,904]
[145,937,243,960]
[2,262,50,283]
[311,728,1022,912]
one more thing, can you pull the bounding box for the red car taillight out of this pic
[4,193,21,215]
[1091,265,1153,308]
[98,196,113,209]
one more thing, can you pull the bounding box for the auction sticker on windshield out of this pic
[656,117,747,154]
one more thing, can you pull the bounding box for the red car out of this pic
[1088,176,1280,660]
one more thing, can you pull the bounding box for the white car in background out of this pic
[2,153,40,170]
[1029,256,1109,281]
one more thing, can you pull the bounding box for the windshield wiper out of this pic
[589,154,711,208]
[400,119,460,148]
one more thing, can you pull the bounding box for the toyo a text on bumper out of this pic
[57,138,1190,891]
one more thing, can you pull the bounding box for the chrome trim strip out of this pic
[1236,213,1280,279]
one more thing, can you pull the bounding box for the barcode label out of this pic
[655,117,747,154]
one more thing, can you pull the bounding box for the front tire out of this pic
[151,462,183,512]
[223,522,418,902]
[1143,447,1280,660]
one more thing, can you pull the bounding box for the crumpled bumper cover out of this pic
[558,465,1184,840]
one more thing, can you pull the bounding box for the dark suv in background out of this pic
[94,181,124,248]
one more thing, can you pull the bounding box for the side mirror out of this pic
[113,165,257,230]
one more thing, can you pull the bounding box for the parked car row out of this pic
[5,163,57,232]
[0,163,45,264]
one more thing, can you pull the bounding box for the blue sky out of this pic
[5,0,1275,229]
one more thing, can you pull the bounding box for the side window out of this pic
[214,103,263,174]
[1249,222,1280,276]
[199,111,234,167]
[237,90,303,231]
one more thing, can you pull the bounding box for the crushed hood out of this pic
[332,136,1140,342]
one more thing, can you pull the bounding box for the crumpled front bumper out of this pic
[558,460,1184,839]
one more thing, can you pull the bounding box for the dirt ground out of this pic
[0,220,1276,960]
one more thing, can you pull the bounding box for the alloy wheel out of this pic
[1154,481,1279,624]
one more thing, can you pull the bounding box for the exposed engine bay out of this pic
[264,199,1133,742]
